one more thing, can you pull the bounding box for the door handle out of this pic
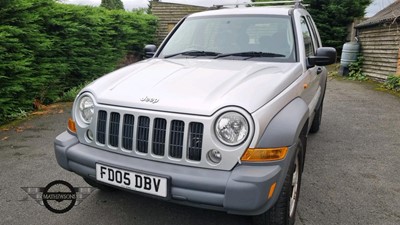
[317,67,323,75]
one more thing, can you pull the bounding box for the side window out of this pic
[306,15,321,48]
[300,16,315,57]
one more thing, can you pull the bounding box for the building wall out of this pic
[151,1,207,45]
[357,21,400,79]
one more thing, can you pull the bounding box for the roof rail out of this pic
[212,0,306,9]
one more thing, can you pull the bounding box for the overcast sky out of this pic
[365,0,395,16]
[62,0,396,17]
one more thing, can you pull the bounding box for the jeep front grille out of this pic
[188,122,203,161]
[122,114,134,150]
[109,112,120,147]
[152,118,167,156]
[96,110,107,144]
[136,116,150,153]
[95,110,203,161]
[169,120,184,158]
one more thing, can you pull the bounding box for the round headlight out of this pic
[78,96,94,124]
[215,112,249,146]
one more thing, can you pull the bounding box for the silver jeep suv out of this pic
[54,1,336,224]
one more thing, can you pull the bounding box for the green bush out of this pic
[383,75,400,92]
[57,81,91,103]
[0,0,157,124]
[348,56,368,81]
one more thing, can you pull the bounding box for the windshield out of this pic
[158,15,296,62]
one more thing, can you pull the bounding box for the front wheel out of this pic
[253,139,304,225]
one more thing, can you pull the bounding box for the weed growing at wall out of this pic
[383,75,400,92]
[348,56,368,81]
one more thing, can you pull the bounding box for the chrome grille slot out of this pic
[137,116,150,153]
[188,122,203,161]
[109,112,120,147]
[169,120,184,159]
[152,118,167,156]
[97,110,107,144]
[122,114,134,150]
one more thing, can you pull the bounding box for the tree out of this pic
[303,0,371,52]
[100,0,124,10]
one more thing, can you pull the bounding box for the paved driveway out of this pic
[0,78,399,225]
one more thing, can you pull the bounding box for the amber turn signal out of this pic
[241,147,288,162]
[68,118,77,133]
[268,182,277,199]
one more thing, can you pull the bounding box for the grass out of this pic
[327,64,340,77]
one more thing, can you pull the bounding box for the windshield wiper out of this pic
[214,51,286,59]
[164,50,221,58]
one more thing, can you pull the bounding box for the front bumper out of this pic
[54,131,294,215]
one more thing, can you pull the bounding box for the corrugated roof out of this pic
[356,0,400,28]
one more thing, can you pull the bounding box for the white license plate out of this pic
[96,164,168,198]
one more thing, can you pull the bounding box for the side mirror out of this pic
[308,47,337,67]
[144,44,157,58]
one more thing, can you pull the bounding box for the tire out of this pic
[84,177,116,192]
[309,101,323,133]
[253,139,304,225]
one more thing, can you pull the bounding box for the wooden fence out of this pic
[357,21,400,79]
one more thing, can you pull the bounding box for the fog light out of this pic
[86,129,94,141]
[207,149,222,164]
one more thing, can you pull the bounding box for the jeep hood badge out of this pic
[140,96,159,104]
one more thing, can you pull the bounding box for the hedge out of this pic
[0,0,157,124]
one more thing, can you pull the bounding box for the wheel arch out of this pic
[256,98,309,148]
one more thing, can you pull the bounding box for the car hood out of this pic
[84,59,303,116]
